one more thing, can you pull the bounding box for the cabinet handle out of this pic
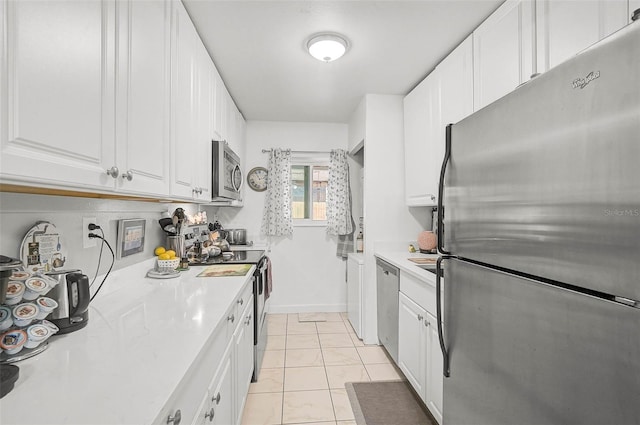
[424,319,430,327]
[211,392,221,405]
[430,195,436,202]
[121,170,133,181]
[106,166,119,179]
[198,187,203,194]
[245,314,252,325]
[383,271,389,275]
[237,298,243,306]
[227,314,235,323]
[166,409,181,425]
[205,407,215,421]
[417,314,423,321]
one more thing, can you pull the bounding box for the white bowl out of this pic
[157,257,180,272]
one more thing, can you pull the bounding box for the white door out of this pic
[536,0,629,72]
[397,292,426,398]
[170,0,198,199]
[1,0,116,191]
[347,255,362,338]
[424,312,443,424]
[115,0,171,197]
[473,0,534,110]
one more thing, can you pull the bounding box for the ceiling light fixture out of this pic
[307,33,348,62]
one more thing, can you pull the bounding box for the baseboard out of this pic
[267,303,347,314]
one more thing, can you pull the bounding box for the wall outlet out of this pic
[83,217,97,248]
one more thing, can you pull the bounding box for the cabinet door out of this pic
[424,312,443,425]
[398,292,426,398]
[210,344,234,425]
[234,297,254,424]
[170,0,198,199]
[116,0,171,196]
[403,75,439,206]
[347,256,363,338]
[194,39,213,201]
[213,72,227,142]
[536,0,629,72]
[473,0,534,110]
[1,0,116,190]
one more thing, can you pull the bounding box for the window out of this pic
[291,164,328,224]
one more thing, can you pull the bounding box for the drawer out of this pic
[399,271,436,316]
[234,280,253,319]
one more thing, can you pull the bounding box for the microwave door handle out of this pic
[232,165,242,192]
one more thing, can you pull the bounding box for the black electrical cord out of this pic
[88,233,115,302]
[90,228,105,287]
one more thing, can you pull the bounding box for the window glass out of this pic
[291,164,328,222]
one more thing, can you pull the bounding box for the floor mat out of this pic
[345,380,436,425]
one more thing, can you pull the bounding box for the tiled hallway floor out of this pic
[240,312,403,425]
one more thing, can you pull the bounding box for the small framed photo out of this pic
[117,219,146,259]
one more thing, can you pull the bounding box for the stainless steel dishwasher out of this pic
[376,257,399,362]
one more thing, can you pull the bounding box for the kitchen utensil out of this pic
[171,208,186,235]
[166,235,185,259]
[159,218,176,235]
[45,270,90,334]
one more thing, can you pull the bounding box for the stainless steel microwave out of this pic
[212,140,242,201]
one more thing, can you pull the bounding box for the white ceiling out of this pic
[183,0,505,123]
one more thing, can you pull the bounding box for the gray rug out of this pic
[345,380,436,425]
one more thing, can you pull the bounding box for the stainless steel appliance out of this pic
[212,140,242,201]
[225,229,247,245]
[436,22,640,425]
[189,250,270,382]
[376,258,399,362]
[45,270,90,334]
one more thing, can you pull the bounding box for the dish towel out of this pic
[265,257,273,300]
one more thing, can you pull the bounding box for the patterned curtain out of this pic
[261,149,293,236]
[326,149,354,236]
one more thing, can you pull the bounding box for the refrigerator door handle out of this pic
[437,124,452,255]
[436,255,451,378]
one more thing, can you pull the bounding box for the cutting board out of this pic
[407,258,437,265]
[196,264,252,277]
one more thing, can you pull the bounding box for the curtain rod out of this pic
[261,149,332,154]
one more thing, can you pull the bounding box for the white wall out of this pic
[207,121,350,313]
[0,193,196,278]
[360,94,428,344]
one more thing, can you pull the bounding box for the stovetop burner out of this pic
[189,249,265,266]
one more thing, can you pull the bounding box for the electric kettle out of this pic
[45,270,90,334]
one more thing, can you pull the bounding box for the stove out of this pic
[188,249,265,266]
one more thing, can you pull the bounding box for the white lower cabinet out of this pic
[398,283,443,424]
[156,280,254,425]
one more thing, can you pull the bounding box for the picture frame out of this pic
[117,219,146,259]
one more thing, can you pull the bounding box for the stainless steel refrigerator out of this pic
[435,21,640,425]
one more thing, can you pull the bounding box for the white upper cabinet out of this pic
[473,0,535,111]
[0,0,116,190]
[403,35,472,207]
[115,0,171,197]
[536,0,629,72]
[194,38,213,201]
[170,0,199,200]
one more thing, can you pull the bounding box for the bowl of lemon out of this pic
[155,247,180,272]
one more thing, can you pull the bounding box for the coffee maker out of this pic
[45,270,90,334]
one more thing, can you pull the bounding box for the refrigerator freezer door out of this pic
[442,23,640,300]
[442,259,640,425]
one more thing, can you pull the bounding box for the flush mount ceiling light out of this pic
[307,33,348,62]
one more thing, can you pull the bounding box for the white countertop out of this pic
[374,250,440,286]
[1,258,255,425]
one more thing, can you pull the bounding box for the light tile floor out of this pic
[240,312,404,425]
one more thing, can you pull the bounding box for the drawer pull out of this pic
[205,408,214,421]
[227,314,235,323]
[237,298,243,306]
[166,409,181,425]
[212,392,221,404]
[417,314,423,321]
